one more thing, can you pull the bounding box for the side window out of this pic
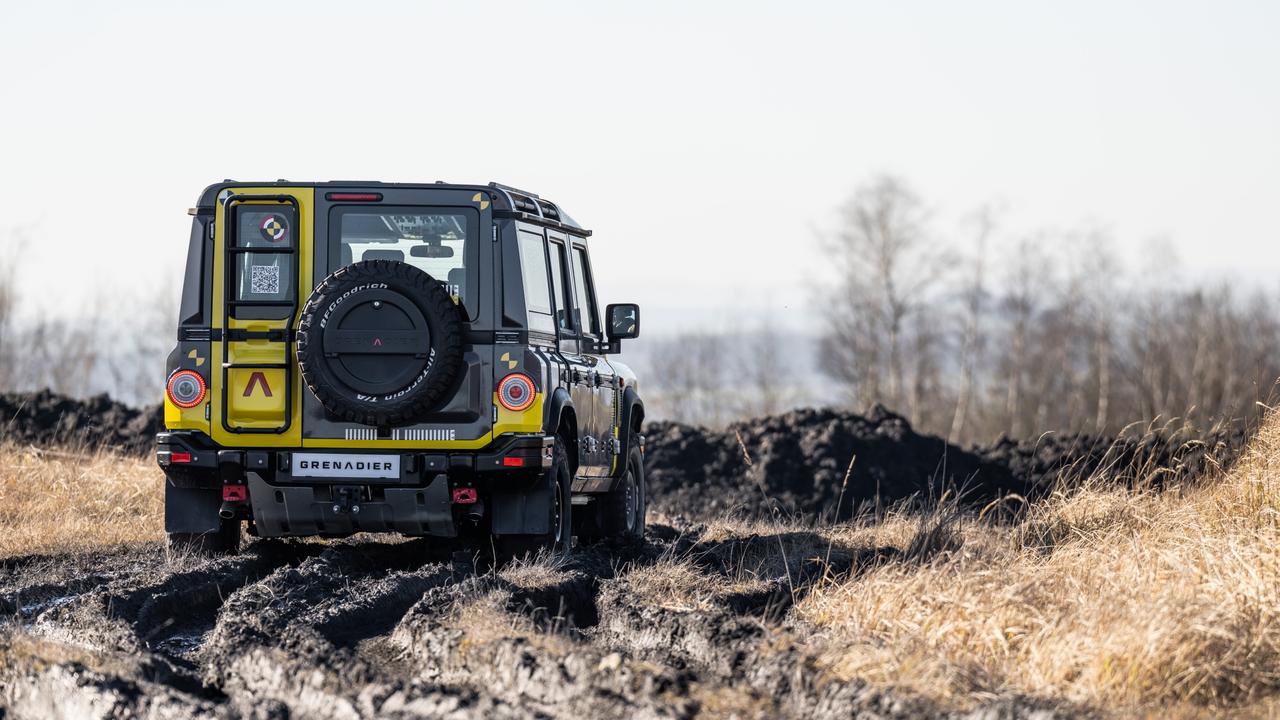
[517,232,554,334]
[548,241,572,333]
[570,246,599,336]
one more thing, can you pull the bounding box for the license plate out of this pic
[292,453,400,479]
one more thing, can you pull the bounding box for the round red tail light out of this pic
[497,372,536,412]
[167,369,207,408]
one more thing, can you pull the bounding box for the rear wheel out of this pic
[167,520,241,557]
[494,438,572,562]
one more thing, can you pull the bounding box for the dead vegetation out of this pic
[0,416,1276,718]
[794,413,1280,714]
[0,444,162,558]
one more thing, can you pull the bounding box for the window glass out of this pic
[518,233,552,316]
[570,247,599,335]
[548,241,571,332]
[234,207,295,319]
[338,211,469,303]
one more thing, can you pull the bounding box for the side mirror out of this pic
[606,303,640,341]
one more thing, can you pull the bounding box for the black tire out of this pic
[297,260,465,426]
[168,521,241,557]
[581,440,646,542]
[495,438,573,562]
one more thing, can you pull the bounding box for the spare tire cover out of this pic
[297,260,465,426]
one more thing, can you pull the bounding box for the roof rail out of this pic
[488,182,539,199]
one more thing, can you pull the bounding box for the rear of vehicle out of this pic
[158,183,592,555]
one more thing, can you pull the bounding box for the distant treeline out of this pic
[637,175,1280,444]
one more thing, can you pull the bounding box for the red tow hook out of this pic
[220,484,248,520]
[451,487,477,504]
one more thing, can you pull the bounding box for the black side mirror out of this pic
[606,303,640,341]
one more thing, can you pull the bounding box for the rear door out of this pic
[301,188,495,449]
[211,188,312,446]
[547,232,600,473]
[568,241,617,477]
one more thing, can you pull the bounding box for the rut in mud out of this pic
[0,531,1078,719]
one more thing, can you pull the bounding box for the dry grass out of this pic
[793,415,1280,716]
[0,444,163,558]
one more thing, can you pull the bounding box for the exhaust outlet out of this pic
[219,501,237,520]
[465,499,486,524]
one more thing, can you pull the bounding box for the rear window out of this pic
[334,208,475,311]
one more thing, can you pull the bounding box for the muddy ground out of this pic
[0,530,1080,719]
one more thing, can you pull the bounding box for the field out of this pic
[0,412,1276,719]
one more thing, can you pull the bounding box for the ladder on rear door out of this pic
[220,194,300,434]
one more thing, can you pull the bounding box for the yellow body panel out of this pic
[164,395,207,430]
[494,392,544,436]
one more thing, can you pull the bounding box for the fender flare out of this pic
[544,387,579,472]
[616,388,645,477]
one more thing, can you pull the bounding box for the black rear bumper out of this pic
[157,431,555,537]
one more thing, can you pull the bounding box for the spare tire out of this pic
[297,260,465,426]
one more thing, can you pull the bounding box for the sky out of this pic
[1,0,1277,335]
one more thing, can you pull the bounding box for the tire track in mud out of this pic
[1,542,316,718]
[2,533,1079,719]
[199,543,471,718]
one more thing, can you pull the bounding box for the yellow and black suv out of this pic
[157,181,644,557]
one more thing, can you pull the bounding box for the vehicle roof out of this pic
[195,180,589,235]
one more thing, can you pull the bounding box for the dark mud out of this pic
[645,406,1246,521]
[0,533,1083,719]
[0,389,162,455]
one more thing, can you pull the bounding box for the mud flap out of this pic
[165,483,222,534]
[491,483,552,535]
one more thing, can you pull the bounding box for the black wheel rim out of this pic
[552,472,565,546]
[623,470,637,533]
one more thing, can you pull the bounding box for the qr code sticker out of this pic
[250,265,280,295]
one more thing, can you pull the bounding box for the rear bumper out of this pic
[157,431,555,537]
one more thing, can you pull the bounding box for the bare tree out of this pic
[820,175,952,412]
[948,208,994,441]
[733,318,791,418]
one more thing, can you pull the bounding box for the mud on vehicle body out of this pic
[157,182,644,557]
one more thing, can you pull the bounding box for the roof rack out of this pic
[487,182,583,235]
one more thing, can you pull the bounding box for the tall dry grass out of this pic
[793,415,1280,715]
[0,445,163,558]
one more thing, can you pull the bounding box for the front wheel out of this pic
[581,440,646,543]
[494,438,572,562]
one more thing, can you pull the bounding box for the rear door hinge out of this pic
[491,225,497,242]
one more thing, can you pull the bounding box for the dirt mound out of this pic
[972,426,1245,492]
[644,406,1246,521]
[645,406,1022,521]
[0,390,161,455]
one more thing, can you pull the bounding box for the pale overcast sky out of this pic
[1,1,1276,333]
